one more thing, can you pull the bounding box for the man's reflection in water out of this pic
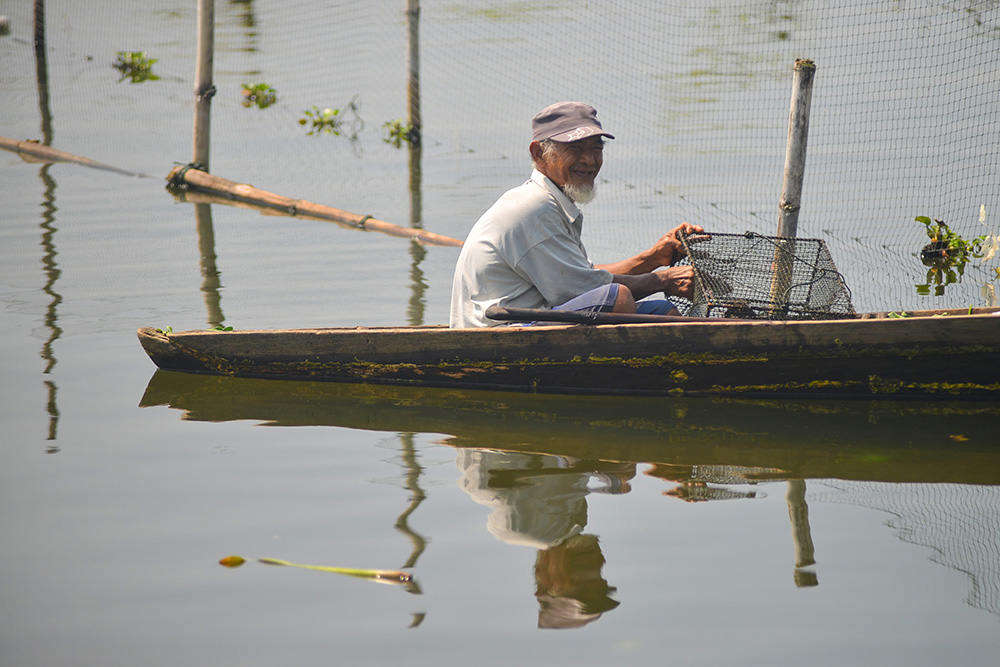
[456,448,633,629]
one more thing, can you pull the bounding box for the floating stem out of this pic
[258,557,417,591]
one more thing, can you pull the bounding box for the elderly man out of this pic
[450,101,702,328]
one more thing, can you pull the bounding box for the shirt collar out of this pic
[529,169,581,223]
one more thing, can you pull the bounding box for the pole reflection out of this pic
[229,0,257,52]
[35,0,61,452]
[395,433,428,569]
[39,164,61,449]
[194,203,225,327]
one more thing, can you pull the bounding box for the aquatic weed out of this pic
[113,51,159,83]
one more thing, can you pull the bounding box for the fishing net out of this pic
[676,231,855,319]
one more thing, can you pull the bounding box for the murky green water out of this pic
[2,1,999,665]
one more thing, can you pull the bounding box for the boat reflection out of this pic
[140,371,1000,623]
[139,370,1000,485]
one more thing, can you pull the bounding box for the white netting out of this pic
[213,0,1000,312]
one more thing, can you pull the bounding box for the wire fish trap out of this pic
[677,231,855,320]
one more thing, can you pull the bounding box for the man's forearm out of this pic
[597,251,658,276]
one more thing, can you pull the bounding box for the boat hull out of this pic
[137,308,1000,399]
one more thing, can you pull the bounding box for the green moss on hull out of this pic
[156,335,1000,398]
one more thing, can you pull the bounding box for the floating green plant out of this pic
[299,97,364,140]
[241,83,277,109]
[915,215,988,296]
[300,106,344,135]
[113,51,159,83]
[382,119,416,148]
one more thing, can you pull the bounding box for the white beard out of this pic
[562,182,597,205]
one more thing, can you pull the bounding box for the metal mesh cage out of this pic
[677,232,855,320]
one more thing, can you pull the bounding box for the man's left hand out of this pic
[647,222,706,268]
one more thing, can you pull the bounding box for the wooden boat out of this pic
[137,305,1000,399]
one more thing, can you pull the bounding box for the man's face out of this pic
[534,136,604,191]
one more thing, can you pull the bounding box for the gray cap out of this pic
[531,102,615,143]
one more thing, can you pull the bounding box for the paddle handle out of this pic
[485,305,729,325]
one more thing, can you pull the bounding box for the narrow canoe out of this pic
[137,306,1000,399]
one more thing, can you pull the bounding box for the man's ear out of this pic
[529,140,544,163]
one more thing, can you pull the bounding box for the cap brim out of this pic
[547,126,615,143]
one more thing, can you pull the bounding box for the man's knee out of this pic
[612,284,637,313]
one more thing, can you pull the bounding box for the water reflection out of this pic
[228,0,257,52]
[194,203,225,327]
[39,164,62,444]
[457,449,628,628]
[35,0,60,451]
[395,433,428,568]
[139,373,1000,622]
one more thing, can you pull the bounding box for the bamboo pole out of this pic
[166,165,464,247]
[777,59,815,239]
[34,0,52,146]
[770,59,816,315]
[0,136,147,177]
[406,0,421,143]
[406,0,427,324]
[192,0,215,170]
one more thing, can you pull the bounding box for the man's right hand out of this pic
[657,265,696,299]
[613,264,697,302]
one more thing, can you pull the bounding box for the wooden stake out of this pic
[407,0,421,142]
[770,59,816,315]
[777,59,816,239]
[192,0,215,170]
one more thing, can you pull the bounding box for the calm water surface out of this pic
[2,1,999,665]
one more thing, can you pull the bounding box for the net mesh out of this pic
[204,0,1000,314]
[677,232,856,319]
[9,0,996,316]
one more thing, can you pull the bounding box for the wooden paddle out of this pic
[485,304,741,325]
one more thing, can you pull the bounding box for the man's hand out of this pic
[596,222,708,276]
[646,222,706,268]
[613,265,698,301]
[657,265,696,300]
